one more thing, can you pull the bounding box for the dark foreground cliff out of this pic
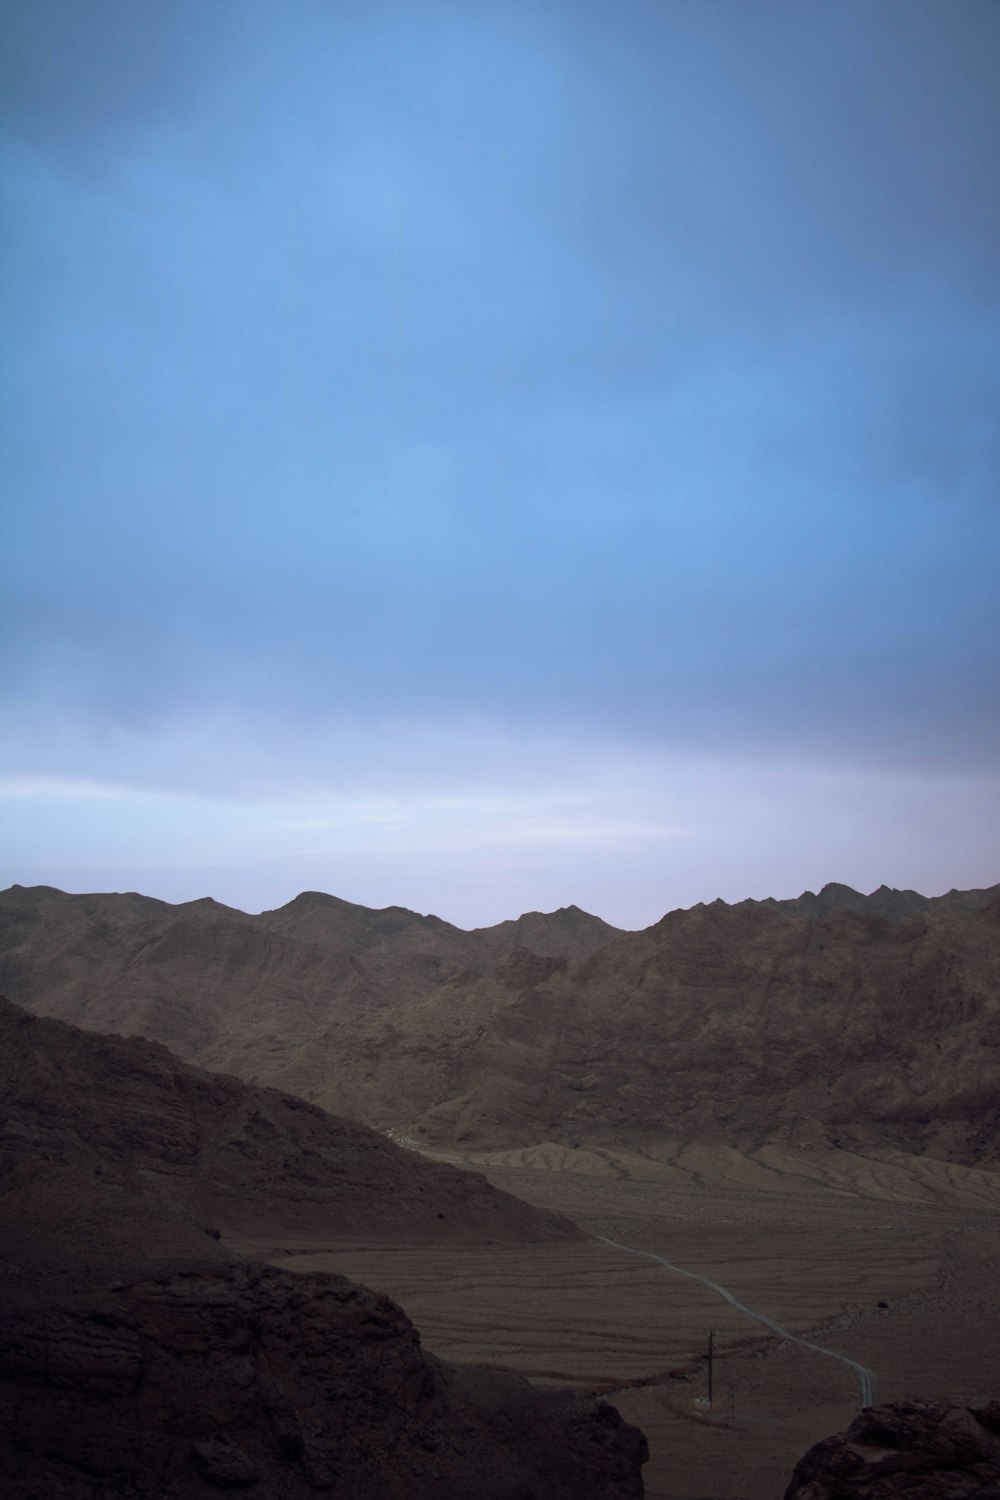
[0,1256,647,1499]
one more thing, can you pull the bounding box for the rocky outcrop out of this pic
[784,1401,1000,1498]
[0,1258,647,1499]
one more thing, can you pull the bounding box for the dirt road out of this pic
[598,1234,876,1406]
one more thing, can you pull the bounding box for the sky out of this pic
[1,0,998,928]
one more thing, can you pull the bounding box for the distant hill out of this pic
[471,903,623,960]
[2,881,998,1163]
[0,884,618,1042]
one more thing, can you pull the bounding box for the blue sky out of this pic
[2,0,998,926]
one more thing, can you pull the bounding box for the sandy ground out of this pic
[236,1140,1000,1500]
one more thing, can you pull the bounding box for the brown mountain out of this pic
[471,904,623,961]
[0,883,618,1037]
[305,896,1000,1159]
[0,997,646,1499]
[2,882,998,1162]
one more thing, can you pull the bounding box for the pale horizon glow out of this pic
[1,721,996,928]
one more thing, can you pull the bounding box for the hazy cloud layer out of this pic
[2,728,997,927]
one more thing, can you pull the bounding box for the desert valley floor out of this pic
[237,1138,1000,1500]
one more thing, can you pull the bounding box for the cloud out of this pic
[0,0,241,166]
[3,1,998,916]
[5,296,997,775]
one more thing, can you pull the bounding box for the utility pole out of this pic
[702,1326,744,1418]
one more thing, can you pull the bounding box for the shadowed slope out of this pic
[0,993,579,1246]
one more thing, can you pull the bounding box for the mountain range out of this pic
[2,879,998,1162]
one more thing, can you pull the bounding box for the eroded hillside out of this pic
[2,882,998,1161]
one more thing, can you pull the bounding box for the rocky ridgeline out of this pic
[734,880,1000,921]
[2,881,998,1160]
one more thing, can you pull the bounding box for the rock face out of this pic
[0,994,578,1248]
[0,886,620,1090]
[0,1258,647,1499]
[2,882,999,1160]
[784,1401,1000,1499]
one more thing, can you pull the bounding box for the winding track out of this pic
[598,1235,875,1408]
